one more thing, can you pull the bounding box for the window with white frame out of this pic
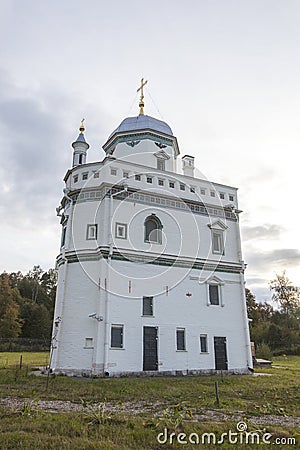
[144,214,162,244]
[209,284,220,305]
[86,224,98,240]
[210,190,216,197]
[157,158,165,171]
[142,296,153,316]
[82,172,88,180]
[190,186,195,193]
[111,325,123,348]
[219,192,225,200]
[85,337,94,348]
[176,328,186,351]
[73,174,78,183]
[110,168,117,176]
[123,171,129,178]
[229,194,234,202]
[147,177,153,184]
[169,181,175,188]
[158,179,164,186]
[135,174,141,181]
[212,231,224,254]
[115,223,127,239]
[93,171,99,178]
[200,334,208,353]
[200,188,206,195]
[180,184,185,191]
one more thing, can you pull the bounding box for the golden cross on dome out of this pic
[79,118,85,133]
[137,78,148,115]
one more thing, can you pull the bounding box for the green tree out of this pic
[0,274,23,338]
[270,272,300,317]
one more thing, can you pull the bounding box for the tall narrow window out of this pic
[61,226,67,247]
[144,215,162,244]
[212,231,223,254]
[209,285,220,305]
[200,335,208,353]
[111,325,123,348]
[86,224,98,240]
[79,154,83,164]
[176,328,186,351]
[142,296,153,316]
[157,158,165,171]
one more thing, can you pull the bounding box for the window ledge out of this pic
[110,347,125,350]
[141,315,155,318]
[176,350,187,352]
[83,347,94,349]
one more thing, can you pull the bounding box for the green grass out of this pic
[0,352,49,368]
[0,353,299,449]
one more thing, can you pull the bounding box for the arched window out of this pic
[144,214,162,244]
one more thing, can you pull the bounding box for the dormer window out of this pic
[144,214,162,244]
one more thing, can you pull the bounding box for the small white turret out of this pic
[72,119,89,167]
[182,155,195,177]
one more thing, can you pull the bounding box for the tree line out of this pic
[0,266,299,358]
[246,272,300,359]
[0,266,56,342]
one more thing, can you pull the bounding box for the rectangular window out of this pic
[209,285,220,305]
[210,190,216,197]
[73,175,78,183]
[147,177,153,184]
[158,179,164,186]
[169,181,175,188]
[219,192,225,200]
[61,226,67,247]
[86,224,98,240]
[200,335,208,353]
[176,328,186,351]
[135,174,141,181]
[111,325,123,348]
[200,188,206,195]
[180,184,185,191]
[229,195,234,202]
[85,338,93,348]
[190,186,195,193]
[142,296,153,316]
[82,172,88,180]
[115,222,127,239]
[123,171,129,178]
[212,231,223,254]
[157,158,165,171]
[111,168,117,176]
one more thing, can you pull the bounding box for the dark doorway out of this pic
[143,326,158,371]
[214,336,228,370]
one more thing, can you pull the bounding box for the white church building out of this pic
[51,81,252,376]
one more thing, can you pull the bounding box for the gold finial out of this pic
[79,118,85,134]
[137,78,148,115]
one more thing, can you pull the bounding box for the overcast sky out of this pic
[0,0,299,301]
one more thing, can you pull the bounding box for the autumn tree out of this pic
[270,272,300,318]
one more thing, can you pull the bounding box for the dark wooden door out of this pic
[143,327,158,371]
[214,337,228,370]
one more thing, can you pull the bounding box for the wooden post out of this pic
[215,381,220,406]
[19,355,23,370]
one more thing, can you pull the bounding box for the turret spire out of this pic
[137,78,148,115]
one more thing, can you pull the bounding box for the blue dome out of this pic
[108,114,173,139]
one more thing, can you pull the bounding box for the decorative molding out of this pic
[126,140,140,148]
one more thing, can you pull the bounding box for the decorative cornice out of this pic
[56,247,244,274]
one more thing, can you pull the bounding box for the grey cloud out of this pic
[241,223,284,241]
[245,248,300,272]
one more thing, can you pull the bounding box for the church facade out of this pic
[51,83,252,376]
